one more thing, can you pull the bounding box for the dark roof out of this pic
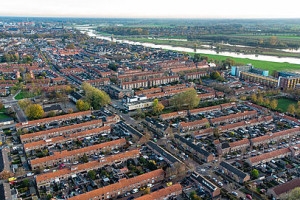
[0,118,13,123]
[191,172,218,193]
[147,141,179,164]
[272,178,300,196]
[70,91,82,100]
[43,104,62,112]
[220,161,248,179]
[221,143,230,149]
[119,121,143,138]
[175,135,211,157]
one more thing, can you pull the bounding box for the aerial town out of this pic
[0,18,299,200]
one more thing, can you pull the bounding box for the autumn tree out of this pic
[76,100,91,111]
[250,93,257,102]
[152,99,164,114]
[18,99,33,110]
[287,187,300,200]
[0,102,3,110]
[0,170,13,180]
[287,104,296,115]
[257,95,264,105]
[270,99,278,110]
[25,104,44,119]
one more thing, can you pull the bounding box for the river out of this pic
[76,26,300,65]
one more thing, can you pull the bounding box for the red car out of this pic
[246,195,252,199]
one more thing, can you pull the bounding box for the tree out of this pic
[66,43,75,49]
[270,99,278,110]
[287,187,300,200]
[76,100,91,111]
[82,82,111,109]
[190,191,202,200]
[265,98,270,106]
[25,104,44,119]
[257,95,264,105]
[18,99,32,110]
[250,93,257,102]
[0,170,13,180]
[81,153,88,163]
[170,89,199,110]
[144,187,150,194]
[287,104,296,115]
[152,99,164,114]
[87,170,96,180]
[67,109,73,114]
[210,71,221,80]
[251,169,259,179]
[213,127,220,138]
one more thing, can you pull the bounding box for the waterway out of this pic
[76,26,300,65]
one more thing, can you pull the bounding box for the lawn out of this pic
[276,98,298,112]
[185,52,300,74]
[15,91,36,100]
[0,112,10,120]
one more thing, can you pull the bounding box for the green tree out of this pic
[25,104,44,119]
[287,187,300,200]
[82,82,111,109]
[251,169,259,179]
[171,89,199,110]
[87,170,96,180]
[18,99,32,110]
[270,99,278,110]
[210,71,221,80]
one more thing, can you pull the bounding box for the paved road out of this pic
[12,103,27,123]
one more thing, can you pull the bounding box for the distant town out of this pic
[0,18,299,200]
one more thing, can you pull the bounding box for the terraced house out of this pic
[30,139,127,170]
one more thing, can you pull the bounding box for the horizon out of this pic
[2,0,300,19]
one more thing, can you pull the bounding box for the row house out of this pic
[135,183,182,200]
[234,86,258,95]
[0,89,8,96]
[179,118,210,132]
[219,161,250,183]
[68,169,165,200]
[51,77,65,84]
[121,80,148,90]
[24,126,111,151]
[247,144,300,166]
[16,111,92,130]
[275,112,300,125]
[60,68,86,75]
[191,172,220,198]
[175,135,214,162]
[184,71,208,80]
[118,71,164,83]
[267,178,300,199]
[36,149,140,188]
[87,78,110,87]
[148,76,179,87]
[210,111,258,125]
[196,85,215,93]
[170,66,197,74]
[135,87,162,96]
[146,87,193,100]
[162,84,188,92]
[20,119,103,144]
[198,92,216,101]
[30,138,126,170]
[160,110,188,121]
[251,127,300,147]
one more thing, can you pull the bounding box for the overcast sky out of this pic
[1,0,300,18]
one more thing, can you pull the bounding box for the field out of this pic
[15,91,36,100]
[184,52,300,73]
[276,98,298,112]
[0,108,10,120]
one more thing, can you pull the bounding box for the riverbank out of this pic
[119,37,300,59]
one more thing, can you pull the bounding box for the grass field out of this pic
[0,112,9,120]
[185,52,300,73]
[276,98,298,112]
[15,91,36,100]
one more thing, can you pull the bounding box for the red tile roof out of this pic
[135,184,182,200]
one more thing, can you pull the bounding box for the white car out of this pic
[232,192,238,196]
[147,184,153,188]
[132,188,139,193]
[43,169,50,172]
[73,161,79,165]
